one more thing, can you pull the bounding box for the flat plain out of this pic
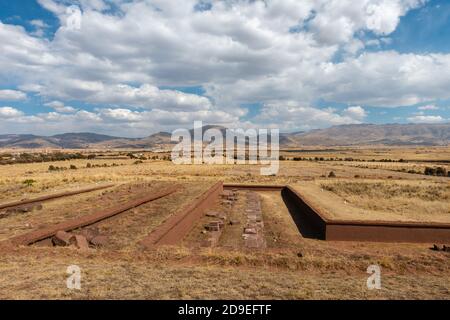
[0,146,449,299]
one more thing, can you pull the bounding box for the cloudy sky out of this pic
[0,0,449,137]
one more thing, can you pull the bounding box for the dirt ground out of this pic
[0,148,449,299]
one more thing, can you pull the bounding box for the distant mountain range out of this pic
[282,123,450,147]
[0,123,448,149]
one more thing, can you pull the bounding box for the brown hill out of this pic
[290,123,450,146]
[0,123,448,149]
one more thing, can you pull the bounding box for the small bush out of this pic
[424,166,447,176]
[23,179,36,187]
[70,165,77,170]
[424,167,436,176]
[436,167,447,177]
[328,171,336,178]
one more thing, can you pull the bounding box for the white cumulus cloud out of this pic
[407,115,447,123]
[0,90,27,101]
[1,0,448,136]
[0,106,25,118]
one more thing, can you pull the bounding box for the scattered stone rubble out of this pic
[431,244,450,252]
[202,189,239,247]
[221,189,238,208]
[48,227,108,250]
[242,192,266,249]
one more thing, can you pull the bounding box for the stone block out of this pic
[244,227,257,235]
[206,211,219,218]
[52,230,75,247]
[34,238,54,247]
[74,235,90,251]
[222,190,233,197]
[205,222,220,232]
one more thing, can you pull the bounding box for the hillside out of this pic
[291,123,450,146]
[0,123,448,149]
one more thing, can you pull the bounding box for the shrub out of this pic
[436,167,447,177]
[328,171,336,178]
[48,165,57,171]
[423,166,447,176]
[86,163,92,168]
[23,179,36,187]
[70,165,77,170]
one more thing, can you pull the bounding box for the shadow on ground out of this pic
[281,189,326,240]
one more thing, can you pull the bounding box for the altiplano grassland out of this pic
[0,147,449,299]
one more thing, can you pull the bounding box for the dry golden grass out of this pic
[0,147,449,299]
[322,181,449,202]
[259,191,303,248]
[293,179,450,223]
[322,180,450,221]
[281,146,450,162]
[0,242,449,299]
[91,181,213,251]
[0,186,112,241]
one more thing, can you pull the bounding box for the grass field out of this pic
[293,179,450,223]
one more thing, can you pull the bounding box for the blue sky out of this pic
[0,0,58,38]
[0,0,449,136]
